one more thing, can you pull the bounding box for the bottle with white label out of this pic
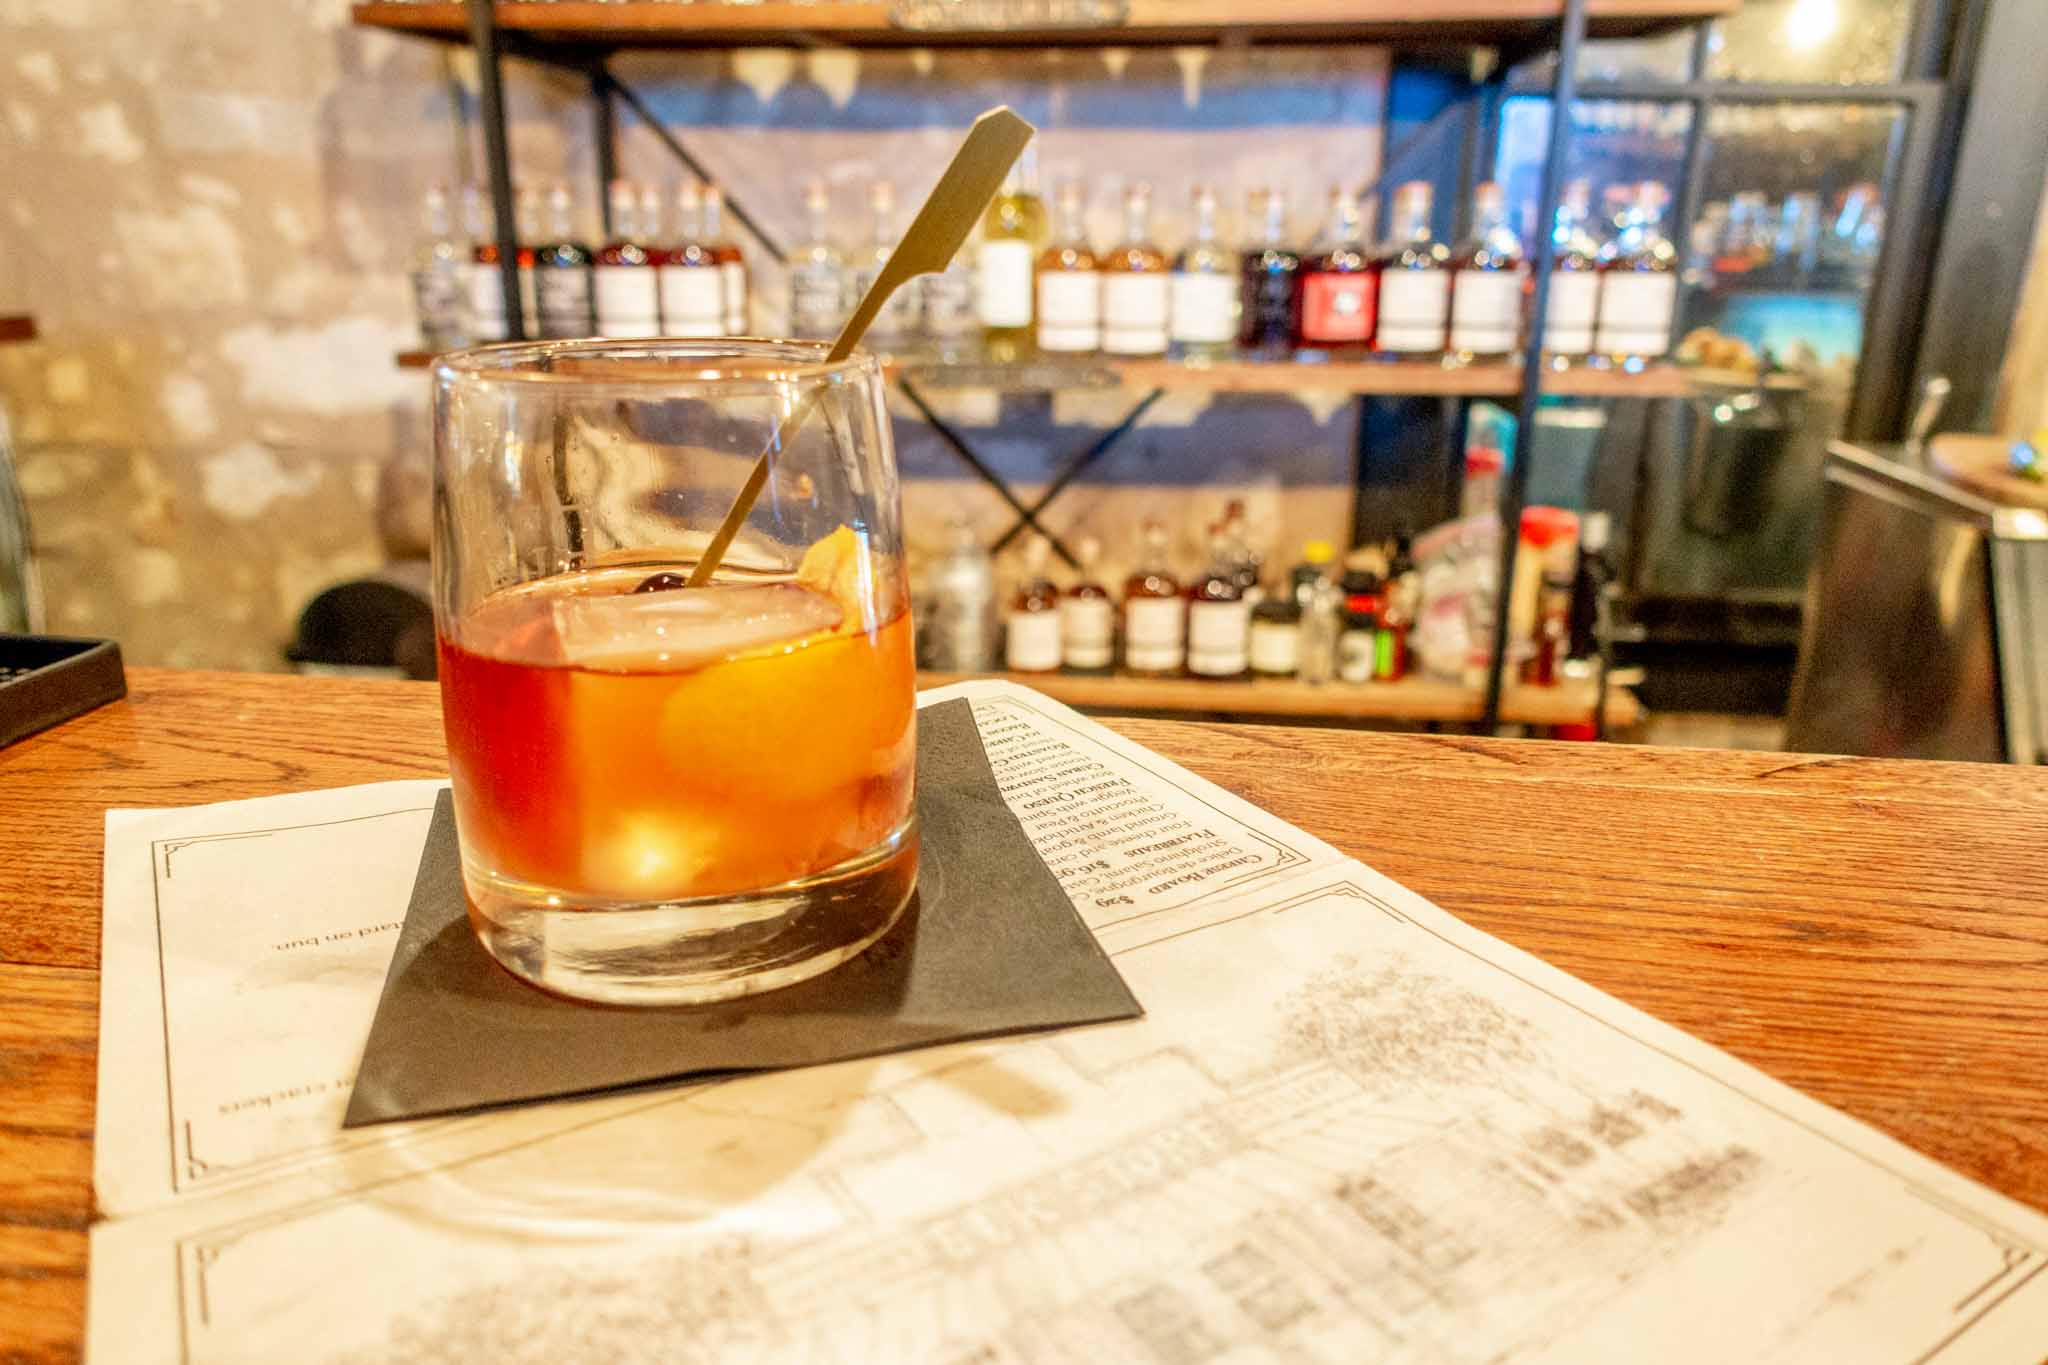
[1170,184,1238,362]
[410,182,468,352]
[921,246,979,361]
[658,182,725,339]
[463,183,534,342]
[1122,520,1184,676]
[1035,180,1100,355]
[594,180,661,339]
[788,179,849,342]
[533,182,595,340]
[854,180,918,356]
[1543,178,1602,364]
[1374,181,1451,359]
[700,184,748,336]
[1101,183,1170,357]
[1448,180,1527,364]
[923,523,997,672]
[1594,181,1680,366]
[1060,537,1115,673]
[977,145,1045,363]
[1187,525,1252,679]
[1005,537,1064,674]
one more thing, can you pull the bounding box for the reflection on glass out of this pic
[1576,30,1697,82]
[1707,0,1910,84]
[1493,97,1690,247]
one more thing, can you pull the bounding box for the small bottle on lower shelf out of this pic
[1005,537,1064,675]
[1122,521,1185,677]
[1249,599,1302,678]
[1061,537,1116,675]
[1337,605,1377,683]
[1187,525,1251,680]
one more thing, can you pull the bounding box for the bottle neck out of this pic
[871,202,895,247]
[1474,200,1508,237]
[1054,197,1087,245]
[806,200,831,248]
[700,190,724,242]
[1122,196,1151,247]
[608,194,636,241]
[1189,197,1218,247]
[1261,197,1288,247]
[1393,199,1432,244]
[547,197,574,241]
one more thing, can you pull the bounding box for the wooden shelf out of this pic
[395,348,1692,398]
[0,316,36,346]
[918,669,1640,728]
[352,0,1739,50]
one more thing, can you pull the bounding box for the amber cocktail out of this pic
[433,341,916,1004]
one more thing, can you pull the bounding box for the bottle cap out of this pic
[1253,599,1301,624]
[1518,506,1581,548]
[1303,539,1334,564]
[1465,447,1505,476]
[1581,510,1612,553]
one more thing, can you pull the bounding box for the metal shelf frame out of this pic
[376,0,1731,732]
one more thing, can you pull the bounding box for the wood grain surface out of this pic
[6,667,2048,1361]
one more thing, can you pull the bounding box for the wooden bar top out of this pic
[7,668,2048,1360]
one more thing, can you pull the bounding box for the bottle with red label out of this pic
[1294,185,1375,358]
[1375,181,1451,359]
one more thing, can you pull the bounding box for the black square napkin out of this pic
[344,698,1141,1126]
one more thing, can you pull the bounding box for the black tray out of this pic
[0,635,126,748]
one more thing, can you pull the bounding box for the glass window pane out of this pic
[1707,0,1911,85]
[1493,97,1692,241]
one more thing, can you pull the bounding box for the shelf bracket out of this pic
[989,387,1165,555]
[895,377,1080,568]
[597,69,789,265]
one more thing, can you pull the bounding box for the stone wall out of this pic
[0,2,1387,667]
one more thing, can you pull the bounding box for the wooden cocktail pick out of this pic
[685,106,1037,588]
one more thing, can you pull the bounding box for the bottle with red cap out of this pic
[1508,506,1580,675]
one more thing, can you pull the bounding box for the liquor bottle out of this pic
[658,181,724,339]
[1217,498,1263,602]
[534,182,594,340]
[1122,520,1184,677]
[1566,510,1612,663]
[854,180,918,355]
[464,182,532,342]
[1035,179,1100,356]
[789,179,848,342]
[976,145,1045,363]
[1004,537,1063,674]
[701,183,748,335]
[1374,181,1451,359]
[1187,524,1251,679]
[1100,182,1169,357]
[1543,178,1602,363]
[1238,187,1302,358]
[1169,184,1237,362]
[1447,180,1527,364]
[410,182,467,352]
[1060,537,1115,673]
[1594,181,1679,366]
[1295,545,1341,686]
[594,180,661,339]
[1295,185,1375,358]
[924,523,997,672]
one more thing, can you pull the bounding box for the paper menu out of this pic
[86,681,2048,1361]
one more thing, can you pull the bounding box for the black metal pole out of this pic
[601,70,788,264]
[1481,0,1588,732]
[897,379,1079,568]
[593,65,618,238]
[466,0,525,340]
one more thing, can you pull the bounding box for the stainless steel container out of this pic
[1784,439,2048,763]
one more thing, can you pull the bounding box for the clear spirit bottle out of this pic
[1594,181,1679,366]
[410,182,468,352]
[1169,184,1238,362]
[1543,178,1602,363]
[976,145,1046,363]
[788,179,848,342]
[854,180,918,356]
